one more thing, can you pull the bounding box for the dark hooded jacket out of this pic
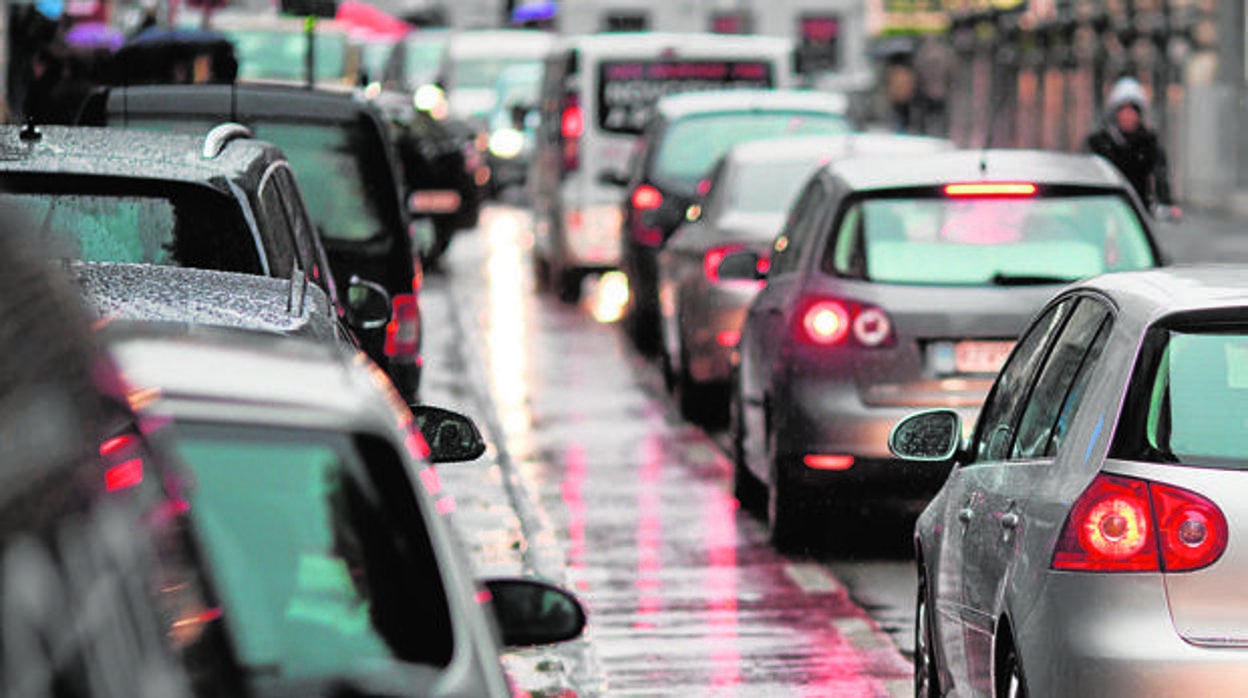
[1084,77,1174,209]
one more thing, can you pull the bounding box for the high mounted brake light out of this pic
[943,182,1037,197]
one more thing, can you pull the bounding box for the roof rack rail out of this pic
[202,122,253,159]
[286,268,307,316]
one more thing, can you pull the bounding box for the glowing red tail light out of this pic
[631,184,663,211]
[1053,474,1227,573]
[106,458,144,492]
[560,94,582,173]
[702,243,745,283]
[794,297,893,348]
[804,454,854,470]
[943,182,1037,197]
[385,293,420,358]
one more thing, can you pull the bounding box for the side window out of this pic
[255,168,298,277]
[1012,300,1112,459]
[972,299,1074,462]
[769,179,828,276]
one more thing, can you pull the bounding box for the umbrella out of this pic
[511,0,555,23]
[65,21,124,50]
[335,0,412,42]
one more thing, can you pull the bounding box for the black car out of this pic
[78,82,425,400]
[0,121,415,399]
[611,88,854,353]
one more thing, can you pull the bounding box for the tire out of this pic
[915,572,940,698]
[422,220,455,271]
[730,384,764,512]
[533,254,553,293]
[555,268,582,304]
[997,637,1028,698]
[767,434,808,554]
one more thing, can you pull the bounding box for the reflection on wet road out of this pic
[422,206,913,696]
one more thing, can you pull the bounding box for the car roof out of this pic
[72,261,339,345]
[1070,265,1248,323]
[726,133,956,166]
[655,88,850,119]
[95,83,385,124]
[819,148,1132,192]
[0,123,277,186]
[102,322,405,433]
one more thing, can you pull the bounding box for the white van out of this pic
[527,32,797,301]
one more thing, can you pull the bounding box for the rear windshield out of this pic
[250,121,399,243]
[654,111,850,190]
[1114,328,1248,466]
[597,60,775,134]
[823,193,1156,285]
[726,157,823,214]
[226,29,349,83]
[0,177,261,273]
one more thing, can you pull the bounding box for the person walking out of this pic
[1084,76,1182,220]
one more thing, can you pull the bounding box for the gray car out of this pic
[723,148,1164,552]
[892,265,1248,698]
[103,324,587,697]
[657,133,954,424]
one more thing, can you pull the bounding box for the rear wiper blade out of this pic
[988,272,1073,286]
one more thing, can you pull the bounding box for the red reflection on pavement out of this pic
[705,492,740,690]
[634,434,663,627]
[562,444,588,587]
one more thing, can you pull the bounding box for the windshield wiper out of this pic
[988,272,1073,286]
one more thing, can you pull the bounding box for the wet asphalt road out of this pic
[416,203,1246,696]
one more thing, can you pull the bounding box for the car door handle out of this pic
[1001,512,1020,530]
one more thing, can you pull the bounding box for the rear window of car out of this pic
[653,111,850,191]
[171,425,454,681]
[597,59,775,134]
[0,178,262,273]
[250,121,399,243]
[1115,328,1248,466]
[226,29,349,83]
[726,156,823,214]
[823,193,1156,285]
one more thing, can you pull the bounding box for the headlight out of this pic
[488,128,525,159]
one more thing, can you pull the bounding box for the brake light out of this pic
[702,243,745,283]
[804,454,854,470]
[106,458,144,492]
[101,433,139,458]
[631,184,663,211]
[561,93,582,173]
[1052,474,1227,573]
[943,182,1037,197]
[795,297,893,347]
[385,293,420,358]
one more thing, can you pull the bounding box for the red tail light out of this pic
[794,297,893,347]
[702,243,745,283]
[631,184,662,211]
[1053,474,1227,573]
[943,182,1037,197]
[106,458,144,492]
[560,93,582,173]
[385,293,420,358]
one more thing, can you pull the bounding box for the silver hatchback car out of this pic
[892,266,1248,698]
[724,149,1163,552]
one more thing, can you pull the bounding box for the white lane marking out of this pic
[784,562,844,594]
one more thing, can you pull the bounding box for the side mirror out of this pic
[410,404,487,463]
[888,409,962,462]
[597,169,629,187]
[483,577,587,648]
[716,249,766,282]
[346,275,391,331]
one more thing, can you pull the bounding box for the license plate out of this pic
[955,340,1015,374]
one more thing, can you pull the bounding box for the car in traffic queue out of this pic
[612,88,854,352]
[482,61,543,198]
[527,31,799,304]
[720,148,1166,552]
[435,28,555,128]
[891,266,1248,698]
[657,133,955,425]
[78,82,425,401]
[102,321,589,698]
[204,10,363,87]
[0,212,238,697]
